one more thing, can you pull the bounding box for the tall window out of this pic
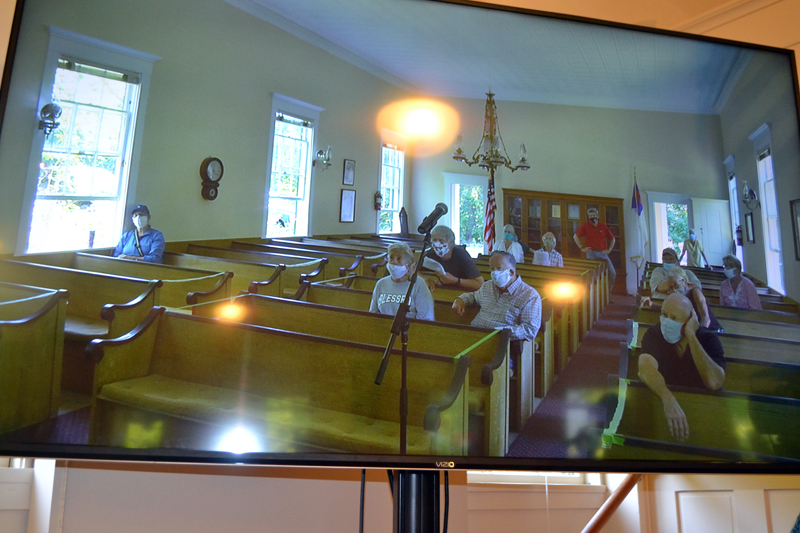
[724,156,744,268]
[264,95,321,238]
[749,124,784,294]
[20,28,154,254]
[756,149,784,293]
[378,142,405,233]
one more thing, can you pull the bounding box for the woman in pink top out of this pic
[719,254,762,310]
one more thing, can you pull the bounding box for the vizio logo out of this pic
[435,461,455,468]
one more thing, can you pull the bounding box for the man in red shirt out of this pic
[573,207,616,290]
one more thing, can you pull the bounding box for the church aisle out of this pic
[507,294,635,458]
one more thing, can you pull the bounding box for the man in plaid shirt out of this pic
[452,251,542,342]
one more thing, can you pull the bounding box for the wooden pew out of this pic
[627,319,800,365]
[24,251,232,308]
[178,244,326,296]
[292,281,556,426]
[0,283,68,434]
[633,306,800,342]
[231,241,380,278]
[640,283,795,313]
[600,376,800,462]
[161,252,284,297]
[618,340,800,400]
[194,293,511,456]
[86,308,470,456]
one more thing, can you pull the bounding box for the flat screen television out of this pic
[1,0,800,473]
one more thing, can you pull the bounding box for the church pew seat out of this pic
[180,244,326,296]
[640,283,796,313]
[26,251,232,308]
[601,376,800,462]
[627,319,800,365]
[231,240,380,278]
[86,308,470,456]
[194,293,511,456]
[644,261,768,288]
[291,281,555,427]
[618,341,800,400]
[0,283,68,434]
[632,305,800,342]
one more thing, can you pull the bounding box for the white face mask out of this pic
[386,263,409,280]
[659,316,684,344]
[432,242,450,257]
[543,239,555,251]
[133,215,149,229]
[491,268,513,288]
[662,262,676,271]
[723,268,737,279]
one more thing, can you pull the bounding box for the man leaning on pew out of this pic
[637,293,726,441]
[452,251,542,357]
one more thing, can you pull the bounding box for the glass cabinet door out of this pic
[507,196,522,238]
[547,200,563,253]
[567,202,581,257]
[527,199,541,249]
[605,205,621,268]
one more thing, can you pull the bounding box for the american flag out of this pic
[484,176,496,252]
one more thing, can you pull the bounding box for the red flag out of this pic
[484,177,496,252]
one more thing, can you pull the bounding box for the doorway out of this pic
[652,201,689,263]
[444,173,487,257]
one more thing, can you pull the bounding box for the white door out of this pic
[691,198,732,267]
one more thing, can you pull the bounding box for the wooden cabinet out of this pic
[503,189,626,274]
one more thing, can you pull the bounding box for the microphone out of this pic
[417,203,448,234]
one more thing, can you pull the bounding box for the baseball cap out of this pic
[131,204,150,216]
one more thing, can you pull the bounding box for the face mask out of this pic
[690,234,696,241]
[503,232,514,241]
[543,240,555,250]
[432,242,449,257]
[133,215,148,229]
[723,268,736,279]
[589,217,599,224]
[386,263,408,280]
[660,316,684,344]
[491,269,512,288]
[662,262,676,271]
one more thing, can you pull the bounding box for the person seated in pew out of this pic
[647,265,722,332]
[424,225,484,291]
[112,205,165,263]
[719,254,762,310]
[494,224,525,263]
[638,292,726,441]
[369,242,435,321]
[649,247,702,299]
[452,251,542,344]
[533,231,564,267]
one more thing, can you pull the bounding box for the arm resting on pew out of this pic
[423,355,471,432]
[248,264,286,295]
[637,353,689,441]
[684,314,726,390]
[186,271,234,305]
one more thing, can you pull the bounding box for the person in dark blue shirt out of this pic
[112,204,165,263]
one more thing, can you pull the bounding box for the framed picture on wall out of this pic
[343,159,355,186]
[791,198,800,260]
[745,212,755,244]
[340,189,356,223]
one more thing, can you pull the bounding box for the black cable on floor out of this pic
[443,471,449,533]
[359,469,366,533]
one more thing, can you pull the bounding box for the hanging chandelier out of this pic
[452,92,529,175]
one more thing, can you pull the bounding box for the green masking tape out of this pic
[601,377,629,448]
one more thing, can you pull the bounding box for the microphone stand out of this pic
[374,229,433,455]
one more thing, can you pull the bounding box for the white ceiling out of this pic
[225,0,749,114]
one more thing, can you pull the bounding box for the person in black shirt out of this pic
[424,225,484,291]
[637,293,726,442]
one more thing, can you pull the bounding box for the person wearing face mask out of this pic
[452,251,542,343]
[679,229,710,269]
[649,248,702,300]
[369,242,435,321]
[573,208,616,289]
[637,293,726,441]
[534,231,563,267]
[718,254,761,310]
[424,225,484,291]
[494,224,525,263]
[112,205,165,263]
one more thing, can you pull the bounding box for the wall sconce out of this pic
[313,145,332,171]
[742,180,759,211]
[38,102,62,137]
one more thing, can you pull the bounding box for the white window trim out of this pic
[443,172,488,238]
[16,27,158,255]
[263,93,324,238]
[377,129,407,233]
